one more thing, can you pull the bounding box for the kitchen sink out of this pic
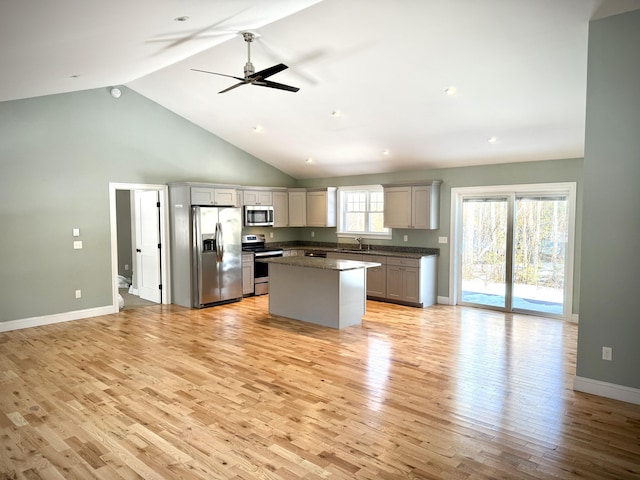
[335,248,378,254]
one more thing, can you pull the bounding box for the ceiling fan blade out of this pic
[218,82,247,94]
[254,79,300,93]
[152,6,253,52]
[250,63,288,80]
[191,69,245,81]
[257,38,324,85]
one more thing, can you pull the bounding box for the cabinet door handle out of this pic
[136,248,142,253]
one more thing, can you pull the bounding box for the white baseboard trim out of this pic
[0,305,116,333]
[573,376,640,405]
[437,296,451,305]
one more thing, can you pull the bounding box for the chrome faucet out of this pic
[355,236,364,250]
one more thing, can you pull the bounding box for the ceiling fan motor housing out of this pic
[244,61,255,78]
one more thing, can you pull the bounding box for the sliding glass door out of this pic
[512,195,568,316]
[460,196,510,309]
[455,184,575,319]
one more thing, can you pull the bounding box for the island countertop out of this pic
[257,256,380,271]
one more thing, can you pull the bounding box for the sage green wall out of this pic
[0,85,585,323]
[0,87,296,323]
[299,158,583,310]
[577,10,640,389]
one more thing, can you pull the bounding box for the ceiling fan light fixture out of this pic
[488,136,498,143]
[305,157,314,164]
[253,125,264,133]
[445,86,457,95]
[331,110,342,118]
[382,149,390,156]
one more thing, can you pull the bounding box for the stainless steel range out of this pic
[241,234,284,295]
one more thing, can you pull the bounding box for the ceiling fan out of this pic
[191,32,300,94]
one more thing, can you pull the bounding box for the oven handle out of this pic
[253,251,283,258]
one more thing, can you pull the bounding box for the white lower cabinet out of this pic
[242,253,254,295]
[386,263,419,303]
[365,255,387,298]
[386,256,436,307]
[327,252,434,306]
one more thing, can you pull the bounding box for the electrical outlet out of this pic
[72,228,80,237]
[438,236,448,244]
[403,235,408,242]
[75,290,82,299]
[270,232,274,238]
[73,240,83,249]
[125,264,129,271]
[311,231,315,238]
[602,346,612,361]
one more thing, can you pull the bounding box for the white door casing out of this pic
[109,183,170,312]
[449,182,576,321]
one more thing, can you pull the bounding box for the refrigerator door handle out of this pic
[216,222,224,262]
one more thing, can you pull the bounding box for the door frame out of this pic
[449,182,577,321]
[108,182,171,310]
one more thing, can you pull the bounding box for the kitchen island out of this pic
[258,256,380,329]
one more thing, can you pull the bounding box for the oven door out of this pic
[253,251,282,295]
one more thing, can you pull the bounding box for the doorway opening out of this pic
[450,183,576,320]
[108,183,171,311]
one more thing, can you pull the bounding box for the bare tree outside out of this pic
[461,195,568,315]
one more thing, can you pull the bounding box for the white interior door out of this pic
[135,190,161,303]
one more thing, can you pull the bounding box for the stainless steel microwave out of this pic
[244,205,274,227]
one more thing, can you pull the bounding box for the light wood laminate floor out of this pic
[1,297,639,479]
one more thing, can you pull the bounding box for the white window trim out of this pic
[337,185,392,239]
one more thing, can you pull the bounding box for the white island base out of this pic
[266,258,378,329]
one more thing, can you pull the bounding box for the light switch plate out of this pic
[73,240,83,249]
[72,228,80,237]
[438,236,448,244]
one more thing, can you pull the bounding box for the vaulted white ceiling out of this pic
[2,0,639,179]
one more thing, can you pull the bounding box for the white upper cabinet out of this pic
[383,181,441,229]
[242,189,273,206]
[190,186,238,206]
[383,186,412,228]
[272,191,289,227]
[288,189,307,227]
[306,188,337,227]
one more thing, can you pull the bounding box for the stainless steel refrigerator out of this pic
[191,206,243,307]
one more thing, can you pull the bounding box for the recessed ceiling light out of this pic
[382,149,390,156]
[253,125,264,133]
[70,74,80,78]
[305,158,314,164]
[174,16,189,22]
[331,110,342,117]
[445,86,457,95]
[488,136,498,143]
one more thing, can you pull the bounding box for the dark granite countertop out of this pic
[269,241,439,259]
[257,256,381,271]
